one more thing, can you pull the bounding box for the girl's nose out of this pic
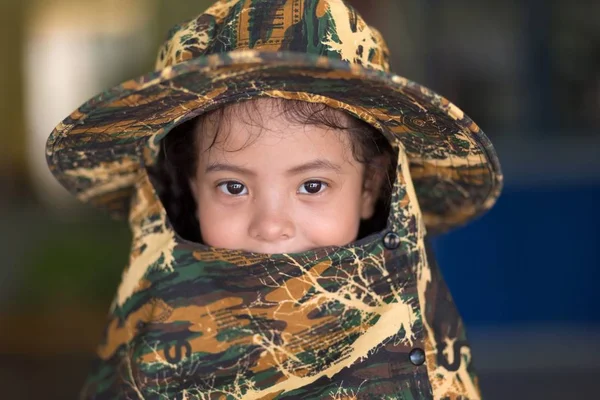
[248,203,295,243]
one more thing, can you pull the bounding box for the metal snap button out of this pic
[383,231,401,249]
[409,348,425,366]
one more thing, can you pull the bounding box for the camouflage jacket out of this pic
[80,146,482,399]
[41,1,499,399]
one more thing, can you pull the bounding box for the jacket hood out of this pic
[81,144,482,399]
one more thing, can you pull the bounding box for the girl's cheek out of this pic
[200,211,244,246]
[297,200,340,226]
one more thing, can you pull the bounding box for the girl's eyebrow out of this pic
[205,159,342,176]
[205,162,254,176]
[286,159,342,175]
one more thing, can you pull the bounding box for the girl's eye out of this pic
[217,181,248,196]
[298,180,328,195]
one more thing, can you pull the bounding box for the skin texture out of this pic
[189,99,386,254]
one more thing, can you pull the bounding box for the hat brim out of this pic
[46,50,502,233]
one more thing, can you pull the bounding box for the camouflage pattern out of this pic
[45,0,503,233]
[80,146,482,399]
[44,0,498,398]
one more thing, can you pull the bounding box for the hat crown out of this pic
[155,0,390,72]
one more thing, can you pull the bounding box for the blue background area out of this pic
[432,183,600,325]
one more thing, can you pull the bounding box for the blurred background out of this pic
[0,0,598,398]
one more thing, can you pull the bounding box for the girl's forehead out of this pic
[199,121,353,161]
[196,99,356,158]
[197,98,355,137]
[194,130,361,180]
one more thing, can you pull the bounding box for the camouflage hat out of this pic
[46,0,502,232]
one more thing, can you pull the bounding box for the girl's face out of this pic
[189,99,383,254]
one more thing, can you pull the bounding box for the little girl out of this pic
[46,0,502,399]
[153,97,396,253]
